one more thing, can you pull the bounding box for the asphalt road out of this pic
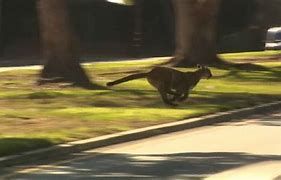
[5,110,281,180]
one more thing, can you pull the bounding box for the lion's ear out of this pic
[197,64,202,69]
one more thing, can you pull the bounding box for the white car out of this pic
[265,27,281,50]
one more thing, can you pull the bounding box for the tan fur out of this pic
[107,65,212,106]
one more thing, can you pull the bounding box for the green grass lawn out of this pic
[219,50,281,61]
[0,52,281,156]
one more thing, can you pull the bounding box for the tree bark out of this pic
[0,0,3,57]
[171,0,221,67]
[37,0,91,87]
[132,0,143,57]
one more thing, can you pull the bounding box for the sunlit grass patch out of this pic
[0,54,280,156]
[219,50,281,60]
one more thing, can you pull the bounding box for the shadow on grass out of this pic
[193,90,280,102]
[98,69,146,76]
[214,66,281,82]
[90,90,281,109]
[217,61,269,71]
[101,89,156,96]
[0,138,53,157]
[14,152,281,179]
[216,110,281,127]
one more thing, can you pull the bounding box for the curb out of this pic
[0,100,280,169]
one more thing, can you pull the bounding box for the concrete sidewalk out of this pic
[8,110,280,179]
[0,100,280,170]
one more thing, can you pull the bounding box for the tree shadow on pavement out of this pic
[13,152,281,179]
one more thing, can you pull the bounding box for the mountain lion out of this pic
[107,65,212,106]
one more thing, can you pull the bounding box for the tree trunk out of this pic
[37,0,91,87]
[132,0,143,57]
[0,0,3,57]
[171,0,221,67]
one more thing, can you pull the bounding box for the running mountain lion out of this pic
[107,65,212,106]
